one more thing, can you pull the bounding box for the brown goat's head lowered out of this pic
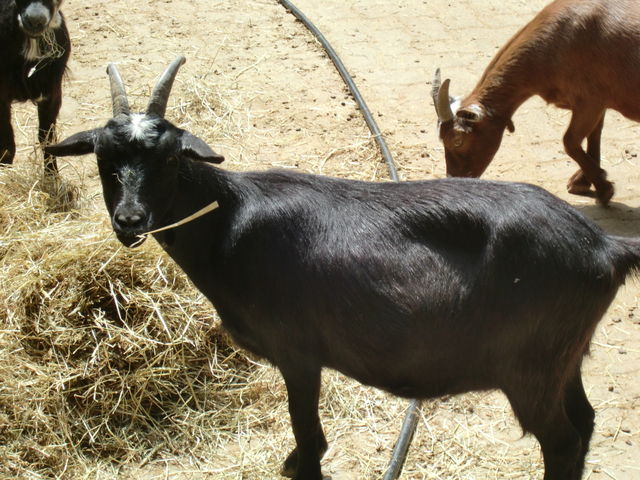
[428,0,638,206]
[432,69,514,179]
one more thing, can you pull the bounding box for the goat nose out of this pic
[21,13,48,32]
[114,210,146,229]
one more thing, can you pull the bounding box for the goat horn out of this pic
[106,63,130,117]
[433,72,454,124]
[431,68,442,110]
[146,56,187,117]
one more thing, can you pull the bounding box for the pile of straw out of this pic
[0,163,258,478]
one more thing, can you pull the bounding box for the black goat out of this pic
[0,0,70,173]
[46,58,640,480]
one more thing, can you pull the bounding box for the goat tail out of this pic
[610,235,640,280]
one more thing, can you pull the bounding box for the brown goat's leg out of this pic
[0,101,15,166]
[567,113,605,196]
[281,365,328,480]
[37,87,62,174]
[563,107,613,204]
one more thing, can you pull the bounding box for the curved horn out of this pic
[431,68,442,109]
[107,63,130,117]
[433,72,454,124]
[146,56,187,117]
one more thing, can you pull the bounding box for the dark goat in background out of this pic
[0,0,70,172]
[48,58,640,480]
[433,0,640,206]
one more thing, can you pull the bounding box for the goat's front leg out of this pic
[280,364,329,480]
[0,101,15,166]
[37,86,62,174]
[567,112,605,196]
[563,106,612,205]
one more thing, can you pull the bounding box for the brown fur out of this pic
[436,0,640,205]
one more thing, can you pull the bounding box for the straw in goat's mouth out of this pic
[129,200,219,247]
[26,28,66,77]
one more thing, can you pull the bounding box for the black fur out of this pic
[0,0,70,172]
[47,93,640,480]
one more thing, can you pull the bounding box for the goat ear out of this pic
[180,131,225,164]
[455,105,483,124]
[506,119,515,133]
[44,129,99,157]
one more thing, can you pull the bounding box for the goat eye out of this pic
[453,138,463,148]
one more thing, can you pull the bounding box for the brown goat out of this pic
[433,0,640,205]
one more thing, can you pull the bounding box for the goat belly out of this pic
[322,322,495,399]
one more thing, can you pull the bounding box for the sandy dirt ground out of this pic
[9,0,640,478]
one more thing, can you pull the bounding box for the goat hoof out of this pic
[567,171,592,196]
[595,181,614,206]
[281,452,330,480]
[281,450,297,478]
[567,183,593,196]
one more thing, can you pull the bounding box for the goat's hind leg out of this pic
[506,386,583,480]
[567,113,605,197]
[563,370,595,480]
[280,364,329,480]
[0,101,15,166]
[563,106,612,204]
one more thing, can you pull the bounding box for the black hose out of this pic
[277,0,398,181]
[382,399,421,480]
[276,2,420,478]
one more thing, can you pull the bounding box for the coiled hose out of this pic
[277,1,420,478]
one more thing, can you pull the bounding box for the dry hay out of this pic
[0,161,259,478]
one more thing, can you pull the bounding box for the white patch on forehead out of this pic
[128,114,158,143]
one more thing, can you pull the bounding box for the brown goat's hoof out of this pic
[595,181,614,206]
[567,183,593,196]
[567,171,592,196]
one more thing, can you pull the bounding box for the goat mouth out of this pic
[20,26,47,37]
[19,20,50,37]
[113,224,152,248]
[115,230,147,248]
